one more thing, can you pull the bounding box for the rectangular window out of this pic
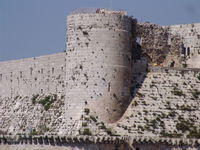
[20,71,23,78]
[30,68,33,75]
[108,82,111,92]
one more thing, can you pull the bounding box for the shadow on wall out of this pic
[115,42,148,122]
[130,43,148,101]
[130,60,148,100]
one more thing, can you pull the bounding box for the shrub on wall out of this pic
[31,94,57,111]
[171,87,185,96]
[84,108,90,115]
[31,94,39,104]
[197,74,200,80]
[191,89,200,99]
[82,128,92,135]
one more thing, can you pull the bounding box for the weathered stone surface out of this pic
[166,23,200,68]
[115,67,200,139]
[0,8,200,150]
[137,23,200,68]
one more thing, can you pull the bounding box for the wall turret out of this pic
[65,8,136,123]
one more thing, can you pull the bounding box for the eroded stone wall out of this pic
[0,53,66,135]
[137,22,200,68]
[0,52,66,98]
[0,135,199,150]
[132,143,200,150]
[115,67,200,139]
[2,143,199,150]
[63,11,136,134]
[166,23,200,68]
[136,23,182,67]
[0,9,200,148]
[0,143,123,150]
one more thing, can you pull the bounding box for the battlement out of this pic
[70,8,127,15]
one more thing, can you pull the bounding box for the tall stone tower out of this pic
[65,9,136,130]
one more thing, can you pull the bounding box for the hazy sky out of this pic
[0,0,200,61]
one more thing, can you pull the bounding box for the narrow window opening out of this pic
[187,47,190,55]
[20,71,23,78]
[30,68,33,76]
[108,82,111,92]
[181,44,186,55]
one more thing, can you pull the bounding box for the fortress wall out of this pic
[115,67,200,138]
[137,23,182,67]
[137,23,200,68]
[2,144,199,150]
[0,143,127,150]
[132,143,200,150]
[0,53,66,135]
[0,9,199,145]
[0,136,199,150]
[0,52,66,98]
[167,23,200,68]
[62,12,136,133]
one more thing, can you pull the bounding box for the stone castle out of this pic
[0,8,200,150]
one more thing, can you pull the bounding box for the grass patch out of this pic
[182,64,187,68]
[160,130,182,138]
[90,115,97,122]
[171,88,184,96]
[191,89,200,99]
[84,108,90,115]
[30,128,39,136]
[197,74,200,80]
[34,94,57,111]
[82,128,92,135]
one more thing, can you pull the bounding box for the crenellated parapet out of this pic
[0,135,199,150]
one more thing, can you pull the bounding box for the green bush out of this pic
[132,101,138,106]
[105,128,117,136]
[182,64,187,68]
[136,92,145,98]
[82,122,87,127]
[82,128,92,135]
[171,88,184,96]
[90,115,97,122]
[99,122,106,129]
[191,89,200,99]
[197,74,200,80]
[160,130,182,138]
[30,128,39,136]
[84,108,90,115]
[176,117,192,133]
[14,95,20,100]
[167,111,176,118]
[39,96,51,106]
[187,127,200,138]
[38,94,57,111]
[31,94,39,104]
[179,105,193,111]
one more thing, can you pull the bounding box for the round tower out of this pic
[65,9,136,123]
